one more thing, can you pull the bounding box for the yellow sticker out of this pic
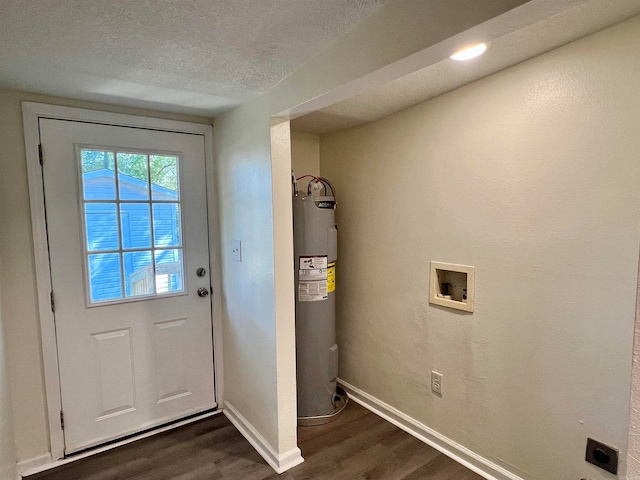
[327,262,336,293]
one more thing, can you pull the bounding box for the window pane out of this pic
[82,149,186,305]
[153,203,181,247]
[81,150,115,200]
[88,253,122,302]
[118,153,149,200]
[124,251,154,298]
[120,203,151,249]
[154,249,183,294]
[150,155,179,200]
[85,203,119,251]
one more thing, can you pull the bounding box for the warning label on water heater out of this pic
[327,262,336,293]
[299,256,328,271]
[298,280,328,302]
[298,255,329,301]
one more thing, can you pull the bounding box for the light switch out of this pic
[232,240,242,262]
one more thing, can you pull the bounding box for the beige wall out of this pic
[291,131,320,195]
[0,0,539,467]
[0,88,210,461]
[0,261,16,480]
[321,17,640,480]
[212,0,526,459]
[291,132,320,192]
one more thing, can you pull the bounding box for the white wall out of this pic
[0,261,16,480]
[212,99,283,449]
[0,88,211,461]
[212,0,528,462]
[212,100,300,459]
[291,131,320,195]
[320,17,640,480]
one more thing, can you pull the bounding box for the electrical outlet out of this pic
[585,438,618,474]
[431,371,443,395]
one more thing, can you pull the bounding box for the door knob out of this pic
[197,287,209,297]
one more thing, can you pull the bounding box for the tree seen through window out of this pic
[81,150,178,192]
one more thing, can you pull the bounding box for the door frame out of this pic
[22,102,224,462]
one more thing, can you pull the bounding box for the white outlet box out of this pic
[429,262,474,313]
[431,371,443,395]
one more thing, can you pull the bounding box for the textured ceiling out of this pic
[292,0,640,134]
[0,0,390,114]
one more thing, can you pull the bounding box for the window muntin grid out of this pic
[79,149,184,304]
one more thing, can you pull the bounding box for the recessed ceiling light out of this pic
[450,43,488,61]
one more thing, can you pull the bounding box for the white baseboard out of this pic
[15,453,52,479]
[15,410,222,479]
[338,379,523,480]
[223,401,304,474]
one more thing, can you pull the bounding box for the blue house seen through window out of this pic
[83,168,182,302]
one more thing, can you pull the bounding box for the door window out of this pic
[80,149,184,304]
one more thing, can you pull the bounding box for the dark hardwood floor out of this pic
[27,402,483,480]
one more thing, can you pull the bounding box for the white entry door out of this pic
[40,118,216,454]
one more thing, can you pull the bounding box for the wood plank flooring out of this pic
[27,402,483,480]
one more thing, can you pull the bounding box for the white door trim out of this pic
[22,102,224,462]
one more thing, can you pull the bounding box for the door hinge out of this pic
[60,411,64,430]
[38,144,43,165]
[50,291,55,313]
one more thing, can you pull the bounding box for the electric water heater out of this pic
[293,188,345,425]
